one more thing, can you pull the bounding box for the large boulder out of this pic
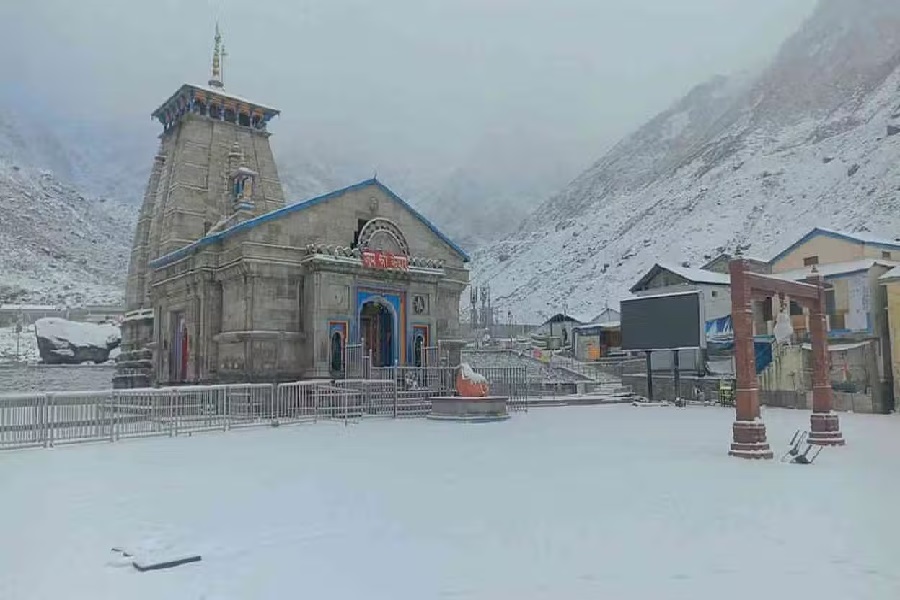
[34,318,121,365]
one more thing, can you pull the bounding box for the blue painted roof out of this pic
[770,227,900,264]
[149,178,470,269]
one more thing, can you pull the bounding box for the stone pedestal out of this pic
[808,412,845,446]
[428,396,510,422]
[728,420,774,459]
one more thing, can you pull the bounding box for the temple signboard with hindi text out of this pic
[361,249,409,271]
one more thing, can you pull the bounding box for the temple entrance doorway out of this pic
[360,301,395,367]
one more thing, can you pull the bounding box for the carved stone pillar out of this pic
[806,271,845,446]
[729,259,773,459]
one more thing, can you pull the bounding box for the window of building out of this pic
[803,256,819,266]
[762,298,774,322]
[711,290,718,298]
[830,313,846,330]
[330,332,343,374]
[414,335,425,368]
[825,289,836,315]
[882,251,892,260]
[352,219,368,247]
[789,301,803,316]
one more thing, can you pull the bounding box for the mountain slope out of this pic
[0,160,132,305]
[471,0,900,323]
[0,102,145,305]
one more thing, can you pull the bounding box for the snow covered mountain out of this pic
[0,159,133,305]
[471,0,900,323]
[0,105,144,306]
[418,128,580,250]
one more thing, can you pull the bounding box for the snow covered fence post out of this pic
[392,375,398,419]
[223,386,229,432]
[168,389,176,438]
[109,391,118,442]
[313,386,320,423]
[45,393,55,448]
[39,393,50,448]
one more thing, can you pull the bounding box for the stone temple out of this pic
[115,28,469,388]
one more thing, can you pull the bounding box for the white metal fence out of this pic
[1,366,530,451]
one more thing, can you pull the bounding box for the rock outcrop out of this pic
[34,317,121,365]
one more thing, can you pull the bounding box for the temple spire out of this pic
[208,22,224,89]
[221,42,228,87]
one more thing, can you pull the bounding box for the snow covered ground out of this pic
[1,406,898,600]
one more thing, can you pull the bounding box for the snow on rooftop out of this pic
[880,266,900,282]
[1,407,897,599]
[771,259,900,281]
[188,83,279,112]
[626,289,706,302]
[658,263,731,285]
[151,84,280,120]
[574,321,620,331]
[815,227,900,248]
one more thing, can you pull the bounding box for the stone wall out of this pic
[887,280,900,408]
[759,345,808,394]
[623,372,880,413]
[759,390,874,413]
[622,373,723,402]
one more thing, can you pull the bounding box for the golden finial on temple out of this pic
[209,22,224,89]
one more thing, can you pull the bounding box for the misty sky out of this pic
[0,0,817,187]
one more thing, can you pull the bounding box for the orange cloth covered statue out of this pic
[456,363,489,397]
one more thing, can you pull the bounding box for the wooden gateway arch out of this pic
[728,259,846,459]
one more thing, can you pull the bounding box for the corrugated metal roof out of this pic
[880,266,900,282]
[770,227,900,263]
[771,259,899,281]
[630,263,729,292]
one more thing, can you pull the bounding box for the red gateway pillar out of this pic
[805,270,845,446]
[728,259,773,459]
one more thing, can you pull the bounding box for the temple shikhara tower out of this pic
[115,26,468,388]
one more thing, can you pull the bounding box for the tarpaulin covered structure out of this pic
[704,314,773,375]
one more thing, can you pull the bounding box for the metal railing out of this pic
[342,344,370,379]
[1,366,532,450]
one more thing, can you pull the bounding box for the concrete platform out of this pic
[427,396,510,422]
